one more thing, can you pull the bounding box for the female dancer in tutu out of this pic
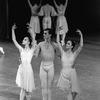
[56,28,83,100]
[27,0,42,39]
[12,24,36,100]
[54,0,69,46]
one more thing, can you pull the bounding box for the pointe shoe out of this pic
[0,47,5,54]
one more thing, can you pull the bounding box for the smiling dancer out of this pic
[12,24,36,100]
[54,0,69,46]
[56,28,83,100]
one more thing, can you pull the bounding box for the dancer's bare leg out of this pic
[43,17,51,30]
[66,93,73,100]
[48,67,54,100]
[40,67,48,100]
[20,88,25,100]
[26,92,32,100]
[61,32,66,46]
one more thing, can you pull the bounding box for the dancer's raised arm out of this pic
[27,0,33,9]
[74,29,83,58]
[28,0,41,15]
[27,24,37,49]
[53,0,59,9]
[51,6,57,16]
[64,0,68,7]
[56,27,64,54]
[12,24,23,52]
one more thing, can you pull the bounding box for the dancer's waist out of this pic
[41,61,54,66]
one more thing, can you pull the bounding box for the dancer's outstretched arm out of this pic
[74,29,83,58]
[12,24,23,52]
[51,6,57,16]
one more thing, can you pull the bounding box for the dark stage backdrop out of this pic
[0,0,9,39]
[0,0,100,40]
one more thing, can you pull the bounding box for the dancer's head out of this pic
[65,40,75,51]
[43,28,52,40]
[22,37,31,46]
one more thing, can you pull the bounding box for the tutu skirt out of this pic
[30,16,40,33]
[57,16,68,35]
[16,64,36,92]
[57,68,80,93]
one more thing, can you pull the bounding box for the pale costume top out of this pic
[38,4,57,29]
[57,9,68,35]
[16,48,36,92]
[57,51,80,93]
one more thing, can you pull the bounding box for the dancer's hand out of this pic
[76,29,82,36]
[12,23,17,30]
[26,23,32,29]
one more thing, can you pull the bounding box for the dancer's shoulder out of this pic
[37,41,44,46]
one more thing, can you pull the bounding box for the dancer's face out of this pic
[43,30,51,39]
[22,37,30,45]
[65,40,73,50]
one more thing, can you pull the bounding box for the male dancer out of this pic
[38,4,57,30]
[35,28,57,100]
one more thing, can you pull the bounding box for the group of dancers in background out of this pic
[0,0,84,100]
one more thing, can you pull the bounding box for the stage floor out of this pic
[0,40,100,100]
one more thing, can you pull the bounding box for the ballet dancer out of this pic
[38,3,57,30]
[35,28,57,100]
[54,0,69,46]
[12,23,36,100]
[56,28,83,100]
[27,0,42,39]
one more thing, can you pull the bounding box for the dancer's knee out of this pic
[41,83,47,90]
[48,83,52,89]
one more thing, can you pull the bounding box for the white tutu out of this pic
[57,68,80,93]
[30,16,40,33]
[57,16,68,34]
[16,63,36,92]
[16,49,36,92]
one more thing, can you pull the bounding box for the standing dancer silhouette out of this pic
[54,0,69,46]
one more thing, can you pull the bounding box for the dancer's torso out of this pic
[40,42,55,62]
[20,49,33,64]
[61,51,75,69]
